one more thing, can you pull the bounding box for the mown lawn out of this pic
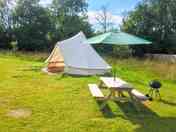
[0,51,176,132]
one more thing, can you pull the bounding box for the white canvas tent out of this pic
[45,32,111,75]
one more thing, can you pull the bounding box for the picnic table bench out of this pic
[131,89,148,101]
[88,84,104,100]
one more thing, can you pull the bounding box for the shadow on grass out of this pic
[55,73,68,80]
[96,100,117,118]
[12,75,23,78]
[96,99,176,131]
[20,66,42,72]
[160,99,176,106]
[54,73,96,80]
[115,101,176,132]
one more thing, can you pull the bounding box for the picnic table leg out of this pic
[110,90,126,102]
[99,90,113,110]
[98,81,103,88]
[98,81,106,89]
[112,89,116,97]
[117,91,121,97]
[118,91,125,97]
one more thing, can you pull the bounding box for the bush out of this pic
[112,45,132,58]
[0,31,12,49]
[10,41,18,52]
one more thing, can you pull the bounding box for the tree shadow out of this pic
[115,101,176,132]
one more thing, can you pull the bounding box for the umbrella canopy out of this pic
[87,32,152,45]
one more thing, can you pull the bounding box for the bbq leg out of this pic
[156,89,161,100]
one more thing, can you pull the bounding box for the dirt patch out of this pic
[7,108,32,119]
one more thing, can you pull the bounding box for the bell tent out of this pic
[45,32,111,75]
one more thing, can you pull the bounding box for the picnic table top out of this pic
[100,77,133,90]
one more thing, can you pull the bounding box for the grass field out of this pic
[0,51,176,132]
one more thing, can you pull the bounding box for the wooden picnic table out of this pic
[99,77,134,101]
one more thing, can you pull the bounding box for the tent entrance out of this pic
[47,46,65,73]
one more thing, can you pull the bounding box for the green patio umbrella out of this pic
[87,32,152,45]
[87,32,152,79]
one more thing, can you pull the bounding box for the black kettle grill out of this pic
[147,80,162,100]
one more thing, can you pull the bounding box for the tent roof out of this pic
[87,32,152,45]
[55,32,111,70]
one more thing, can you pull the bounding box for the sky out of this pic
[40,0,141,29]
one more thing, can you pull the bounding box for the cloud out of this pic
[39,0,52,6]
[87,10,123,29]
[87,11,99,25]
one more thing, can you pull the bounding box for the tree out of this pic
[0,0,14,49]
[95,6,115,33]
[50,0,93,41]
[0,0,93,51]
[13,0,54,51]
[0,0,14,30]
[122,0,176,54]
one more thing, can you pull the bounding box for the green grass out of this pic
[0,51,176,132]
